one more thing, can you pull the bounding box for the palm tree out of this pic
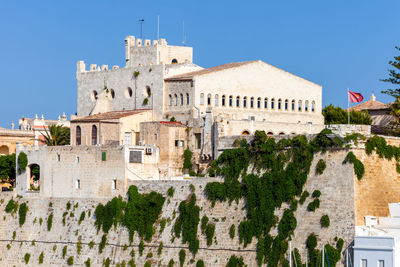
[38,125,70,146]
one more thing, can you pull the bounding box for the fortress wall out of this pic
[1,151,356,266]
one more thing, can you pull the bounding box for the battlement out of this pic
[125,35,168,48]
[76,61,120,73]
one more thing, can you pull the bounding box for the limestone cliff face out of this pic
[0,149,395,267]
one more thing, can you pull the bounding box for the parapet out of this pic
[125,35,168,47]
[76,60,119,73]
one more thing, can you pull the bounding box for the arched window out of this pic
[229,96,233,107]
[200,93,204,105]
[305,100,309,112]
[291,100,295,111]
[250,97,254,108]
[207,94,211,106]
[76,126,81,145]
[180,94,184,106]
[110,89,115,99]
[298,100,302,112]
[92,125,97,145]
[215,94,219,106]
[271,98,275,110]
[278,99,282,110]
[264,98,268,109]
[242,131,250,135]
[285,99,288,111]
[312,101,315,112]
[243,97,247,108]
[174,94,178,106]
[257,97,261,109]
[236,96,240,107]
[125,87,133,98]
[222,95,226,106]
[186,93,189,105]
[169,95,172,106]
[171,59,178,64]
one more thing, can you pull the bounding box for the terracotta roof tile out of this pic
[348,100,390,111]
[71,109,150,122]
[165,60,258,80]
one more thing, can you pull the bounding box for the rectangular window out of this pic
[129,150,142,163]
[378,260,384,267]
[102,152,106,161]
[125,132,132,146]
[361,259,367,267]
[179,140,184,147]
[76,156,80,163]
[175,140,179,147]
[195,133,201,149]
[57,154,60,162]
[112,179,117,190]
[135,132,140,146]
[76,179,80,189]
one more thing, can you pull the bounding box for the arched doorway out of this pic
[0,145,9,155]
[28,164,40,191]
[242,131,250,135]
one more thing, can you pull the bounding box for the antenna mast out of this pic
[182,20,185,46]
[139,19,144,39]
[157,15,160,40]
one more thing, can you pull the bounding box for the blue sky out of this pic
[0,0,399,127]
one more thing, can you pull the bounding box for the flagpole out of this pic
[347,88,350,124]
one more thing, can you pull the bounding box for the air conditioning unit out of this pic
[138,140,145,146]
[145,147,153,155]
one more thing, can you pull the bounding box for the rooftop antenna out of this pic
[139,19,144,39]
[182,20,186,46]
[157,15,160,40]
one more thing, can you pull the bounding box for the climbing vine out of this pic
[343,152,365,180]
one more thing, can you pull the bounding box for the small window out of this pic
[312,101,315,112]
[175,140,179,147]
[180,94,184,106]
[378,260,384,267]
[76,156,80,163]
[264,98,268,109]
[76,126,81,145]
[298,100,302,112]
[57,154,60,162]
[186,93,190,105]
[305,100,309,112]
[278,99,282,110]
[243,97,247,108]
[102,152,106,161]
[76,179,80,189]
[169,95,172,106]
[200,93,204,105]
[242,131,250,135]
[174,94,178,106]
[271,98,275,109]
[214,94,219,106]
[229,96,233,107]
[171,59,178,64]
[236,96,240,107]
[222,95,226,107]
[110,89,115,99]
[250,97,254,108]
[207,94,211,106]
[112,179,117,190]
[361,259,367,267]
[92,125,98,145]
[285,99,288,110]
[126,87,133,98]
[195,133,201,149]
[179,140,184,147]
[291,100,295,111]
[257,97,261,109]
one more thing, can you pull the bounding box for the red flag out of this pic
[348,91,364,103]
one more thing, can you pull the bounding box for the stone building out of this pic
[0,127,34,155]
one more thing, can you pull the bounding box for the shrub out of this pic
[183,149,193,171]
[320,215,330,228]
[62,246,67,258]
[307,199,320,212]
[146,252,153,258]
[52,245,56,251]
[104,258,111,267]
[159,219,166,234]
[128,259,136,267]
[157,242,163,255]
[5,199,18,213]
[85,258,91,267]
[167,187,175,197]
[47,212,53,231]
[79,211,85,224]
[18,152,28,172]
[344,133,366,146]
[196,260,204,267]
[174,194,200,255]
[88,241,94,249]
[315,159,326,175]
[99,234,107,253]
[144,261,151,267]
[19,202,28,226]
[77,239,82,254]
[139,240,144,256]
[6,244,10,250]
[168,259,175,267]
[312,190,321,198]
[299,191,310,205]
[39,252,44,264]
[24,253,30,264]
[226,255,245,267]
[229,224,235,239]
[12,231,16,239]
[323,104,371,125]
[179,249,186,267]
[204,182,227,207]
[67,256,74,265]
[343,151,365,179]
[66,201,71,210]
[143,98,149,105]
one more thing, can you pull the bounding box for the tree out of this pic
[381,46,400,99]
[0,153,16,183]
[322,104,371,125]
[39,125,70,146]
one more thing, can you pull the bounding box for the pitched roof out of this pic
[348,100,390,111]
[165,60,258,80]
[71,109,150,123]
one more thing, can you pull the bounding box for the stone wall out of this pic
[325,124,371,136]
[1,151,357,266]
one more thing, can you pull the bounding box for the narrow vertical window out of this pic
[169,95,172,106]
[271,98,275,109]
[92,125,97,145]
[250,97,254,108]
[174,94,178,106]
[285,99,288,111]
[292,100,295,111]
[214,94,219,106]
[264,98,268,109]
[312,101,315,112]
[186,93,189,105]
[207,94,211,106]
[298,100,302,112]
[278,99,282,110]
[180,94,183,106]
[305,100,309,112]
[257,97,261,109]
[222,95,226,106]
[236,96,240,107]
[112,179,117,190]
[200,93,204,105]
[243,97,247,108]
[76,126,81,145]
[76,179,80,189]
[229,96,233,107]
